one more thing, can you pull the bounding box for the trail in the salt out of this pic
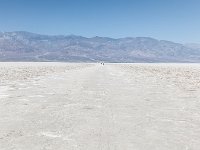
[0,63,200,150]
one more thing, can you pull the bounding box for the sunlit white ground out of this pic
[0,62,200,150]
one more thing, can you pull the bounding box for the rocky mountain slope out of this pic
[0,31,200,62]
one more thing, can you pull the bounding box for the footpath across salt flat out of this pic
[0,63,200,150]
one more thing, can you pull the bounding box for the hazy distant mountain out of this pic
[0,31,200,62]
[185,43,200,50]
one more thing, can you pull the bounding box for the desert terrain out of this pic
[0,62,200,150]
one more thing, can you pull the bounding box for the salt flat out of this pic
[0,62,200,150]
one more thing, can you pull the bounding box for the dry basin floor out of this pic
[0,63,200,150]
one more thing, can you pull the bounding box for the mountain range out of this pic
[0,31,200,62]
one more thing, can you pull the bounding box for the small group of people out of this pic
[100,62,105,65]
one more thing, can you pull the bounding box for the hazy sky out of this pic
[0,0,200,43]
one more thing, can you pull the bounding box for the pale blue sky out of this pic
[0,0,200,43]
